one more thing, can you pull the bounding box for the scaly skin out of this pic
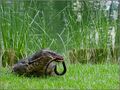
[12,49,66,76]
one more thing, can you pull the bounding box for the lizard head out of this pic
[31,49,64,62]
[41,49,64,62]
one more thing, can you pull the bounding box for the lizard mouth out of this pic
[53,55,64,62]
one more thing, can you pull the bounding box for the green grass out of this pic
[0,64,119,89]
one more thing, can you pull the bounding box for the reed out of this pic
[0,0,119,66]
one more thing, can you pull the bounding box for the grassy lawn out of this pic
[0,64,119,89]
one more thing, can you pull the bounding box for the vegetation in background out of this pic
[0,0,119,66]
